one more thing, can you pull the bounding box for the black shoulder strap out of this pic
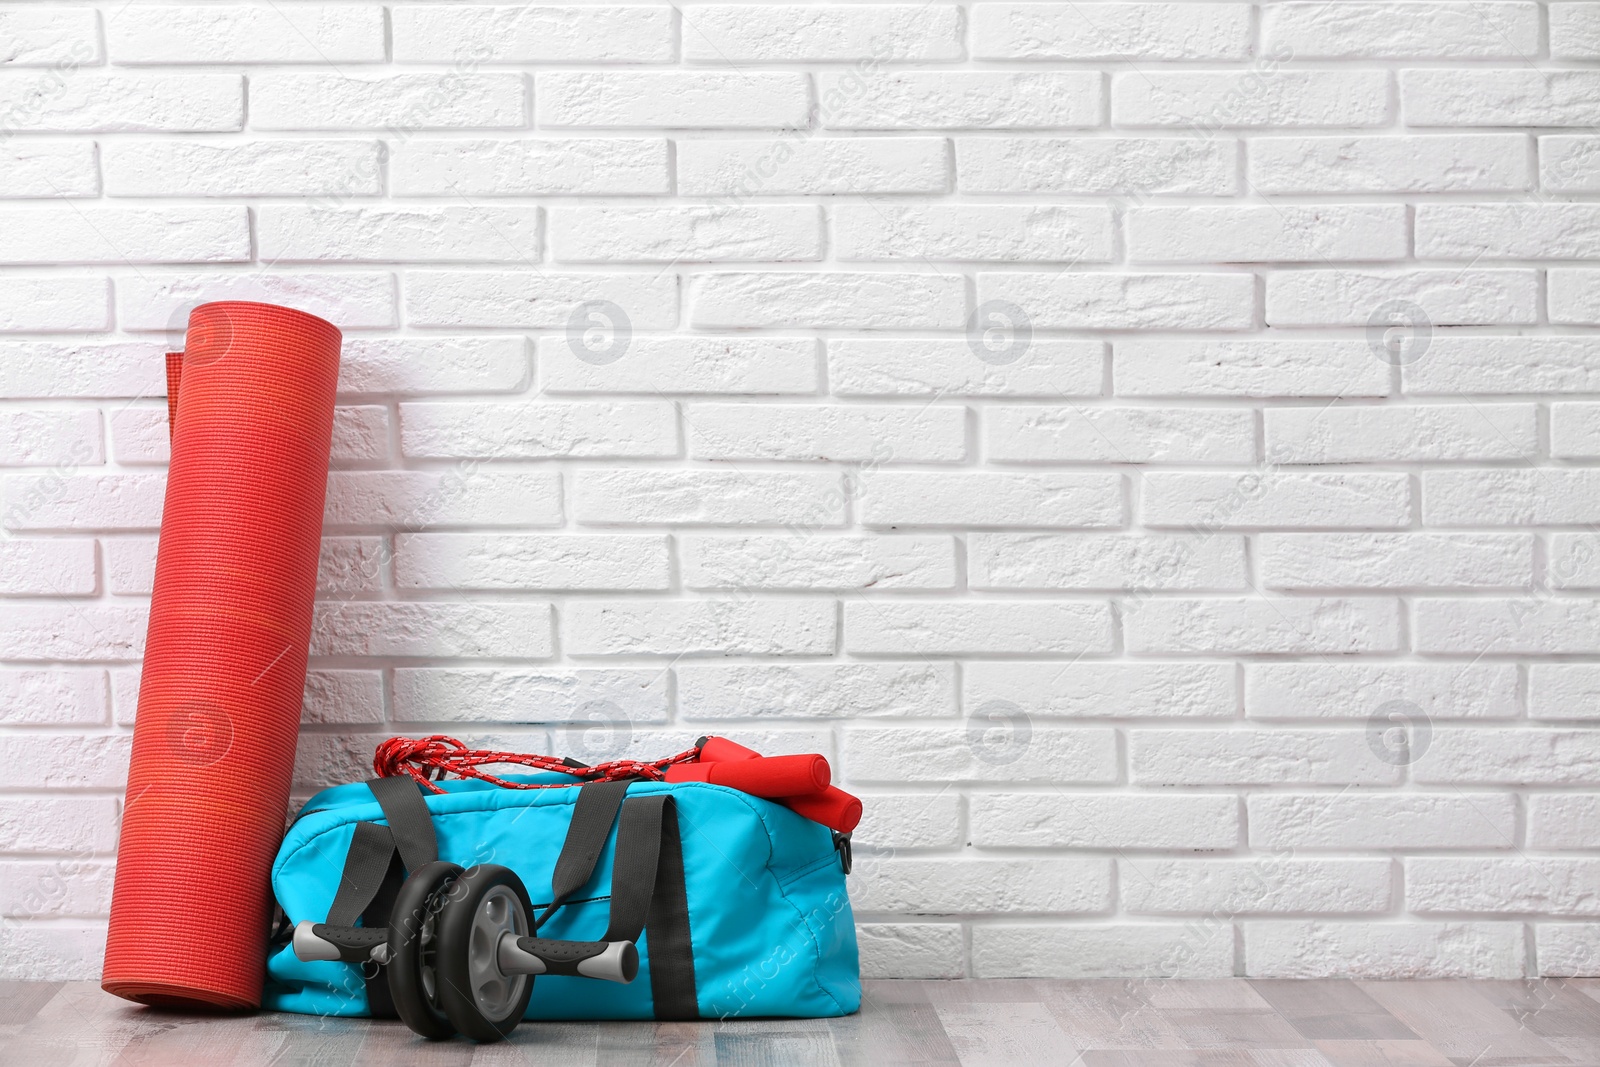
[607,794,698,1019]
[536,779,633,929]
[326,820,395,927]
[366,776,438,874]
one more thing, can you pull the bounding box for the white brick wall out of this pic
[0,0,1594,983]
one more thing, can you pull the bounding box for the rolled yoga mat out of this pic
[104,302,341,1010]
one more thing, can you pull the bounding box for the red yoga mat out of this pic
[104,302,340,1010]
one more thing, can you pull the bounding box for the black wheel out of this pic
[386,860,464,1040]
[433,864,535,1042]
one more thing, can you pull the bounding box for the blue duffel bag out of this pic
[263,747,860,1040]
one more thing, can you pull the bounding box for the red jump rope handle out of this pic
[664,753,830,796]
[696,736,864,833]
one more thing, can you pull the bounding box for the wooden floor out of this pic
[4,978,1600,1066]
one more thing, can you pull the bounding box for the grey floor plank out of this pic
[1309,1039,1453,1067]
[831,981,961,1066]
[934,1000,1085,1066]
[1356,980,1571,1067]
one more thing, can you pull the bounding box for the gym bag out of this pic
[263,739,861,1029]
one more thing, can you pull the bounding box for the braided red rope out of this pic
[373,734,702,795]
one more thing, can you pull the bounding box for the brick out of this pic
[108,4,384,63]
[1245,921,1524,979]
[1266,403,1537,464]
[1551,534,1600,589]
[1124,858,1391,915]
[1246,663,1520,720]
[1261,532,1532,592]
[104,139,380,198]
[102,533,382,597]
[859,470,1123,527]
[1129,204,1407,263]
[0,858,114,916]
[2,472,165,530]
[537,71,809,127]
[564,600,834,657]
[339,337,529,395]
[400,400,676,460]
[259,206,543,263]
[0,8,99,65]
[392,667,668,724]
[971,793,1239,849]
[685,4,962,61]
[1418,204,1600,259]
[1417,599,1600,654]
[1410,858,1600,916]
[1552,3,1600,56]
[1528,794,1600,847]
[1114,70,1390,127]
[0,73,242,132]
[104,408,165,466]
[1541,135,1600,192]
[574,468,845,526]
[829,339,1102,398]
[964,661,1236,718]
[252,73,525,130]
[392,138,669,196]
[1132,729,1401,785]
[119,272,395,331]
[688,402,963,462]
[310,602,552,659]
[693,271,964,329]
[677,662,956,719]
[1532,664,1600,721]
[394,533,670,591]
[858,924,965,979]
[1264,2,1538,57]
[1424,470,1600,525]
[393,5,674,62]
[852,857,1111,914]
[845,726,1117,783]
[970,533,1247,591]
[301,670,384,725]
[821,71,1100,129]
[0,141,98,198]
[0,538,94,596]
[678,137,948,196]
[1405,338,1600,395]
[852,795,961,849]
[325,470,562,528]
[982,272,1254,331]
[1126,598,1401,655]
[407,271,676,329]
[541,336,817,395]
[0,207,247,265]
[0,797,118,853]
[0,276,107,333]
[1120,339,1386,398]
[844,601,1112,655]
[974,923,1233,979]
[681,534,955,590]
[550,205,820,262]
[1142,472,1410,529]
[0,922,110,980]
[0,668,106,726]
[0,409,101,467]
[0,342,163,398]
[0,605,144,661]
[835,204,1113,262]
[1250,794,1517,850]
[959,136,1236,195]
[1403,70,1600,126]
[987,406,1253,464]
[1250,134,1530,193]
[1266,269,1537,326]
[973,3,1249,59]
[328,406,390,464]
[1538,924,1600,975]
[1551,269,1600,325]
[1412,729,1600,784]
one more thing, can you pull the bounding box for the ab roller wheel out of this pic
[293,861,640,1043]
[432,865,537,1042]
[384,860,463,1041]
